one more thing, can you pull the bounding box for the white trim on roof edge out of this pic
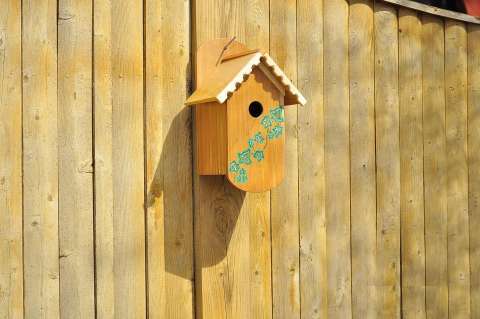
[216,53,307,106]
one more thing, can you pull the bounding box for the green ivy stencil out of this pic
[253,150,265,161]
[254,132,265,144]
[229,106,285,184]
[238,149,252,165]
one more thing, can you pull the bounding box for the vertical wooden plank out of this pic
[245,1,272,318]
[468,23,480,319]
[145,0,193,318]
[270,0,299,318]
[445,19,470,319]
[22,0,59,318]
[398,9,426,319]
[57,1,94,318]
[422,14,448,319]
[193,4,248,319]
[349,1,376,318]
[194,177,237,319]
[194,1,274,318]
[374,3,401,318]
[324,1,351,318]
[94,0,146,318]
[93,0,114,317]
[193,5,239,317]
[111,0,146,316]
[0,1,23,318]
[223,189,253,319]
[297,0,326,318]
[193,0,245,46]
[244,193,272,319]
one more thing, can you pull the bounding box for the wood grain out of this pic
[324,1,352,318]
[8,1,480,318]
[193,1,274,318]
[225,7,272,318]
[468,23,480,319]
[297,0,326,318]
[226,68,284,192]
[244,2,273,317]
[145,0,194,317]
[398,9,426,319]
[195,102,228,175]
[422,14,448,319]
[22,0,59,318]
[0,1,23,318]
[374,3,401,318]
[94,0,146,318]
[349,1,376,318]
[193,21,231,319]
[270,0,300,317]
[58,0,95,317]
[445,19,470,319]
[111,0,146,317]
[93,0,115,316]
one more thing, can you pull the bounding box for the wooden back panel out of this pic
[195,102,227,175]
[194,38,249,175]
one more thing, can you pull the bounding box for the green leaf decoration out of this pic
[229,161,240,173]
[248,138,255,149]
[268,125,283,139]
[261,115,272,128]
[236,168,248,183]
[238,149,252,165]
[230,106,285,185]
[253,150,264,162]
[270,106,285,122]
[254,132,265,144]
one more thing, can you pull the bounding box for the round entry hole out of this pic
[249,101,263,118]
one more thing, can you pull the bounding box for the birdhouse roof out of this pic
[185,51,307,106]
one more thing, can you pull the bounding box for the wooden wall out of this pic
[1,0,480,318]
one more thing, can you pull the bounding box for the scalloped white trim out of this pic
[216,53,263,103]
[216,53,307,106]
[262,54,307,106]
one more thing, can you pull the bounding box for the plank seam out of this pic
[20,0,25,316]
[268,1,275,319]
[347,3,353,318]
[443,18,449,318]
[56,0,61,316]
[396,6,404,319]
[422,13,427,317]
[295,2,302,318]
[188,1,196,318]
[420,11,427,316]
[91,0,98,318]
[372,1,380,317]
[142,0,149,317]
[468,23,474,319]
[466,22,472,319]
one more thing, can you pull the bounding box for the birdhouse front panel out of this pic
[226,67,285,192]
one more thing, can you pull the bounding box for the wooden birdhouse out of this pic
[186,38,306,192]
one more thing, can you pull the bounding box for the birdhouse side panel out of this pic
[227,68,285,192]
[195,102,227,175]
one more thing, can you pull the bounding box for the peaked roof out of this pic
[185,51,307,106]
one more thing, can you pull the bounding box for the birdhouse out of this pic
[186,38,306,192]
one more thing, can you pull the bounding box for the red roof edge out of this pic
[464,0,480,17]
